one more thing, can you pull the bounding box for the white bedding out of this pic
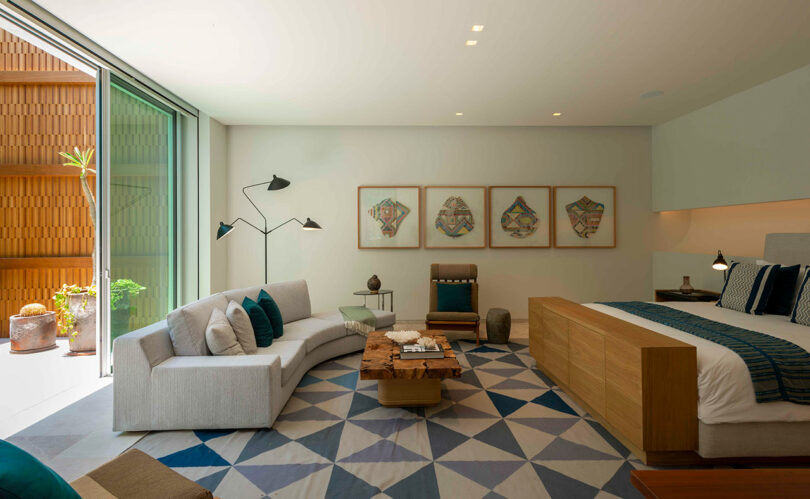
[585,302,810,425]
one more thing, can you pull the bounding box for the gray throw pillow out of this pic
[226,300,258,354]
[205,308,245,356]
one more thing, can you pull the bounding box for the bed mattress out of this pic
[586,301,810,425]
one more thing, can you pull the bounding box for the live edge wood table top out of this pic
[359,330,462,380]
[630,469,810,499]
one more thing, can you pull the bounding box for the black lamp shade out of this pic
[302,218,322,231]
[712,250,729,271]
[267,175,291,191]
[217,222,234,240]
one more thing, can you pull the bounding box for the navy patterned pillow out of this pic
[791,271,810,326]
[716,262,781,315]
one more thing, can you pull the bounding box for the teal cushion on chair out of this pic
[258,289,284,338]
[242,296,274,347]
[436,283,473,312]
[0,439,81,499]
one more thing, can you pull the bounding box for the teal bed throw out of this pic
[339,306,376,337]
[599,301,810,405]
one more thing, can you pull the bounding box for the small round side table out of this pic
[353,289,394,312]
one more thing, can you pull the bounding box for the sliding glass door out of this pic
[106,76,176,357]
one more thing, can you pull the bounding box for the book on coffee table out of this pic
[400,344,444,359]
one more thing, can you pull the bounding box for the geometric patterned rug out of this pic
[134,339,645,498]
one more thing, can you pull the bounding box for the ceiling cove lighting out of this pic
[471,25,485,32]
[465,40,478,46]
[552,112,563,117]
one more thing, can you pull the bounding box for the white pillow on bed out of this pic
[716,262,781,315]
[791,271,810,326]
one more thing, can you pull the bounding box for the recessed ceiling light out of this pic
[552,112,563,117]
[455,112,464,116]
[465,40,478,46]
[471,25,484,32]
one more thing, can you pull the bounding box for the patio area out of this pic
[0,338,108,439]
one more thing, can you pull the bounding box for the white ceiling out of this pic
[36,0,810,126]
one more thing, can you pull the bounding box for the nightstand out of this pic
[655,289,721,302]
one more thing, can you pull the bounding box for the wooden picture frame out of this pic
[358,186,422,249]
[488,186,552,248]
[553,186,616,248]
[424,186,487,249]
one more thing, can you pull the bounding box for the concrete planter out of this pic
[68,292,96,355]
[9,311,58,354]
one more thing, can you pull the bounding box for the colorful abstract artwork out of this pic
[435,196,475,237]
[358,186,421,248]
[500,196,538,238]
[368,197,410,237]
[565,195,605,239]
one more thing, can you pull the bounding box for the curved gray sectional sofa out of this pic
[113,280,394,431]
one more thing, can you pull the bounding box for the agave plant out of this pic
[59,147,97,285]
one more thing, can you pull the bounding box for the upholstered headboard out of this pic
[764,233,810,265]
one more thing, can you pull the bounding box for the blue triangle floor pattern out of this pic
[134,338,646,498]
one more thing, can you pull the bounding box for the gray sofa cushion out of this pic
[314,309,396,329]
[256,340,306,385]
[222,280,311,324]
[276,318,345,352]
[167,294,229,356]
[226,301,257,354]
[205,308,245,356]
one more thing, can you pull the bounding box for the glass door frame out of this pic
[98,73,187,375]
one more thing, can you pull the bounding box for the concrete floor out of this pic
[0,338,107,439]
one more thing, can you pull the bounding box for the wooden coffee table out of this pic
[360,330,462,407]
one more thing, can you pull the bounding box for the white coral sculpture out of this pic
[385,330,422,345]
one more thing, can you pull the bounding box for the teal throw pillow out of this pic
[0,439,81,499]
[242,296,274,347]
[258,289,284,338]
[436,283,473,312]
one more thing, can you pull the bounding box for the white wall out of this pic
[652,63,810,211]
[198,114,229,297]
[225,126,653,319]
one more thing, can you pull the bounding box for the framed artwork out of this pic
[424,186,487,249]
[488,186,551,248]
[357,186,421,249]
[553,186,616,248]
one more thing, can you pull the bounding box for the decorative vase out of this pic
[680,276,694,295]
[9,311,58,354]
[68,292,96,355]
[367,274,381,294]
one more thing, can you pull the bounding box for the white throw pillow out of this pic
[205,308,245,356]
[226,301,257,354]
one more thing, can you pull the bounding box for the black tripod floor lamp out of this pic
[216,175,322,283]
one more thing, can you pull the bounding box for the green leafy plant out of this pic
[54,284,96,340]
[111,279,146,312]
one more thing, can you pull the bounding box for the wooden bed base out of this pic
[529,297,699,465]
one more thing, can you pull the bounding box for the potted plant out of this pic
[56,147,97,355]
[110,279,146,342]
[54,284,97,354]
[8,303,57,354]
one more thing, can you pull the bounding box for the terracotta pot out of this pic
[68,292,96,354]
[9,311,58,354]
